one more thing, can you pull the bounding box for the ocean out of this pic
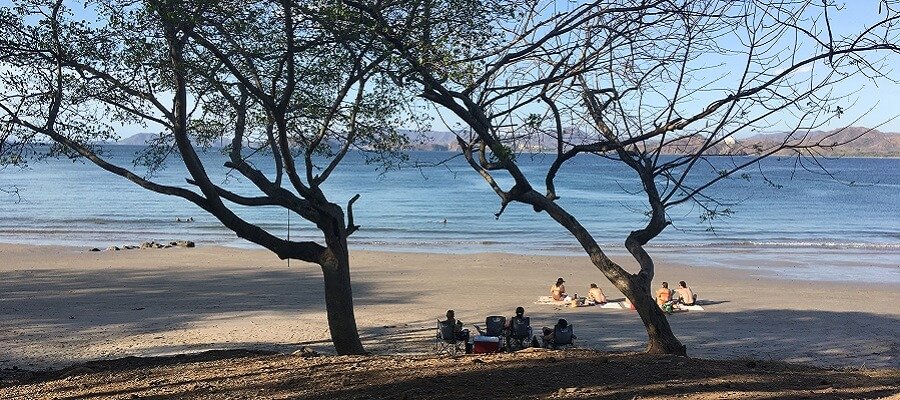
[1,146,898,283]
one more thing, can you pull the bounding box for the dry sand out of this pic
[0,243,897,370]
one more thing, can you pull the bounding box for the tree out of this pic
[0,0,409,354]
[343,0,900,354]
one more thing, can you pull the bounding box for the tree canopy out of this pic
[341,0,900,354]
[0,0,416,354]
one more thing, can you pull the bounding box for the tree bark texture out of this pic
[624,276,687,355]
[318,221,365,355]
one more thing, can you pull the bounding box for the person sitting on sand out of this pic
[675,281,697,306]
[442,310,472,353]
[550,277,567,301]
[587,283,607,304]
[656,282,673,307]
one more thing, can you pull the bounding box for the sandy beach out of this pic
[0,243,897,370]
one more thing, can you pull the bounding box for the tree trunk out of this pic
[317,234,365,355]
[624,277,686,355]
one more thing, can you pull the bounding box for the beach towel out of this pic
[535,296,626,310]
[678,304,705,311]
[534,296,566,305]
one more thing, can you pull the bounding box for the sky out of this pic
[402,0,900,136]
[2,0,900,138]
[779,0,900,132]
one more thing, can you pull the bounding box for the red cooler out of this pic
[472,335,502,353]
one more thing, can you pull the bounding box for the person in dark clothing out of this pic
[503,306,533,349]
[542,318,576,348]
[443,309,472,353]
[505,306,527,329]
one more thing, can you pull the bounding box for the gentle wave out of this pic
[346,239,900,252]
[2,228,897,252]
[680,241,900,250]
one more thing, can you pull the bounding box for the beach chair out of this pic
[434,319,464,356]
[505,316,532,351]
[549,324,575,349]
[484,316,506,337]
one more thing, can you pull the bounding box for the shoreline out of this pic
[1,243,897,370]
[2,239,897,285]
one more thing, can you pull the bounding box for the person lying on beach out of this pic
[587,283,607,304]
[550,277,567,301]
[676,281,697,306]
[443,309,472,353]
[656,282,673,307]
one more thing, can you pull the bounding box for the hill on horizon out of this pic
[660,126,900,157]
[112,127,900,157]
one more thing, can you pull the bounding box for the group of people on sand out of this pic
[552,277,697,312]
[550,277,608,305]
[655,281,697,313]
[441,307,575,354]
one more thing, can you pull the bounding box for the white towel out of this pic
[534,296,565,305]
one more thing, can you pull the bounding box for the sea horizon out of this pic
[2,147,898,284]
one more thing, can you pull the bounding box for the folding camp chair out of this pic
[484,316,506,337]
[434,319,464,356]
[548,324,575,349]
[505,316,532,351]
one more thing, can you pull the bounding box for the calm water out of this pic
[1,147,898,283]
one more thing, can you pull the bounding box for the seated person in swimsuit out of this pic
[550,277,567,301]
[675,281,697,306]
[443,309,473,353]
[587,283,607,304]
[656,281,673,307]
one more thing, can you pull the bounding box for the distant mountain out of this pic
[402,130,462,151]
[114,133,228,147]
[113,127,900,157]
[405,127,900,157]
[115,133,163,145]
[115,130,461,150]
[660,127,900,157]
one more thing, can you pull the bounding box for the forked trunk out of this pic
[533,193,687,356]
[624,279,686,355]
[318,237,365,355]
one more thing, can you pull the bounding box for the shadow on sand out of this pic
[0,265,415,367]
[1,266,897,371]
[2,348,897,400]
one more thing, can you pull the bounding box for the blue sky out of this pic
[423,0,900,135]
[3,0,900,137]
